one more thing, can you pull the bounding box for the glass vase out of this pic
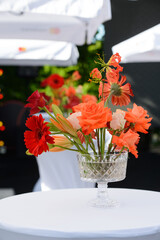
[77,151,128,208]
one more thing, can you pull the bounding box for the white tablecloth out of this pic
[0,188,160,240]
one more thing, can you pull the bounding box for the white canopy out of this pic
[0,0,111,45]
[112,24,160,63]
[0,39,79,66]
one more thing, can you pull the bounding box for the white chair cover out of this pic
[36,151,95,191]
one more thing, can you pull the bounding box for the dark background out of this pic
[104,0,160,191]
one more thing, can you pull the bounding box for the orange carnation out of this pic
[125,103,152,133]
[112,129,140,158]
[74,101,112,135]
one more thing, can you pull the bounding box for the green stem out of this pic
[104,90,113,107]
[88,135,97,155]
[43,106,57,121]
[96,129,101,156]
[114,146,126,161]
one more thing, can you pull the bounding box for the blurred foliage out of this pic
[0,40,103,103]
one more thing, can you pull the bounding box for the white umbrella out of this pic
[112,24,160,63]
[0,39,79,66]
[0,0,112,45]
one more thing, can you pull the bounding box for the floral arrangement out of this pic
[38,71,97,114]
[24,53,152,159]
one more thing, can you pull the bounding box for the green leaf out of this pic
[52,104,63,116]
[47,123,60,132]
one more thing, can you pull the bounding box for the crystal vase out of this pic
[77,151,128,208]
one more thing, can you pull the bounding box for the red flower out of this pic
[99,74,134,106]
[0,125,5,131]
[125,103,152,133]
[0,69,3,76]
[0,93,3,100]
[41,74,64,89]
[64,96,80,109]
[40,92,51,102]
[24,114,54,156]
[25,90,46,115]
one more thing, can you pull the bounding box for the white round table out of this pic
[0,188,160,240]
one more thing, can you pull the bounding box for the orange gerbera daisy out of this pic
[112,129,140,158]
[125,103,152,133]
[99,74,134,106]
[74,101,112,135]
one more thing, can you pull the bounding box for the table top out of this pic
[0,188,160,239]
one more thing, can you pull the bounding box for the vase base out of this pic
[89,197,119,208]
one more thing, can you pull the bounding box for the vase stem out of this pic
[97,182,109,201]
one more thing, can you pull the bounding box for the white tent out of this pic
[0,0,111,45]
[0,39,79,66]
[112,24,160,63]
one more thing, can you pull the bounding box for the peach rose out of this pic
[110,109,126,130]
[76,85,83,94]
[67,112,81,130]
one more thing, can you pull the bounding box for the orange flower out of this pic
[82,94,97,103]
[50,114,77,137]
[107,53,123,73]
[74,101,112,135]
[112,129,140,158]
[50,136,73,152]
[0,69,3,76]
[99,74,134,106]
[72,71,81,81]
[65,86,76,97]
[125,103,152,133]
[89,68,102,82]
[51,97,60,106]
